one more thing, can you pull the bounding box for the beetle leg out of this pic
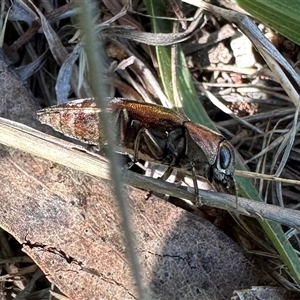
[190,164,203,206]
[133,128,165,162]
[191,165,199,194]
[145,166,174,201]
[161,166,174,181]
[133,128,143,162]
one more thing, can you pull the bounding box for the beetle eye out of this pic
[219,145,231,169]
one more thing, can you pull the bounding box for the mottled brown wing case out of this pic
[37,99,102,145]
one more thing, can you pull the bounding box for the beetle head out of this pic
[213,140,235,188]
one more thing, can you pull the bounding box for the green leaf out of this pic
[234,0,300,45]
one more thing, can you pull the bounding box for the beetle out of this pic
[37,98,236,191]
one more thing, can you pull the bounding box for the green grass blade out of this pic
[234,0,300,45]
